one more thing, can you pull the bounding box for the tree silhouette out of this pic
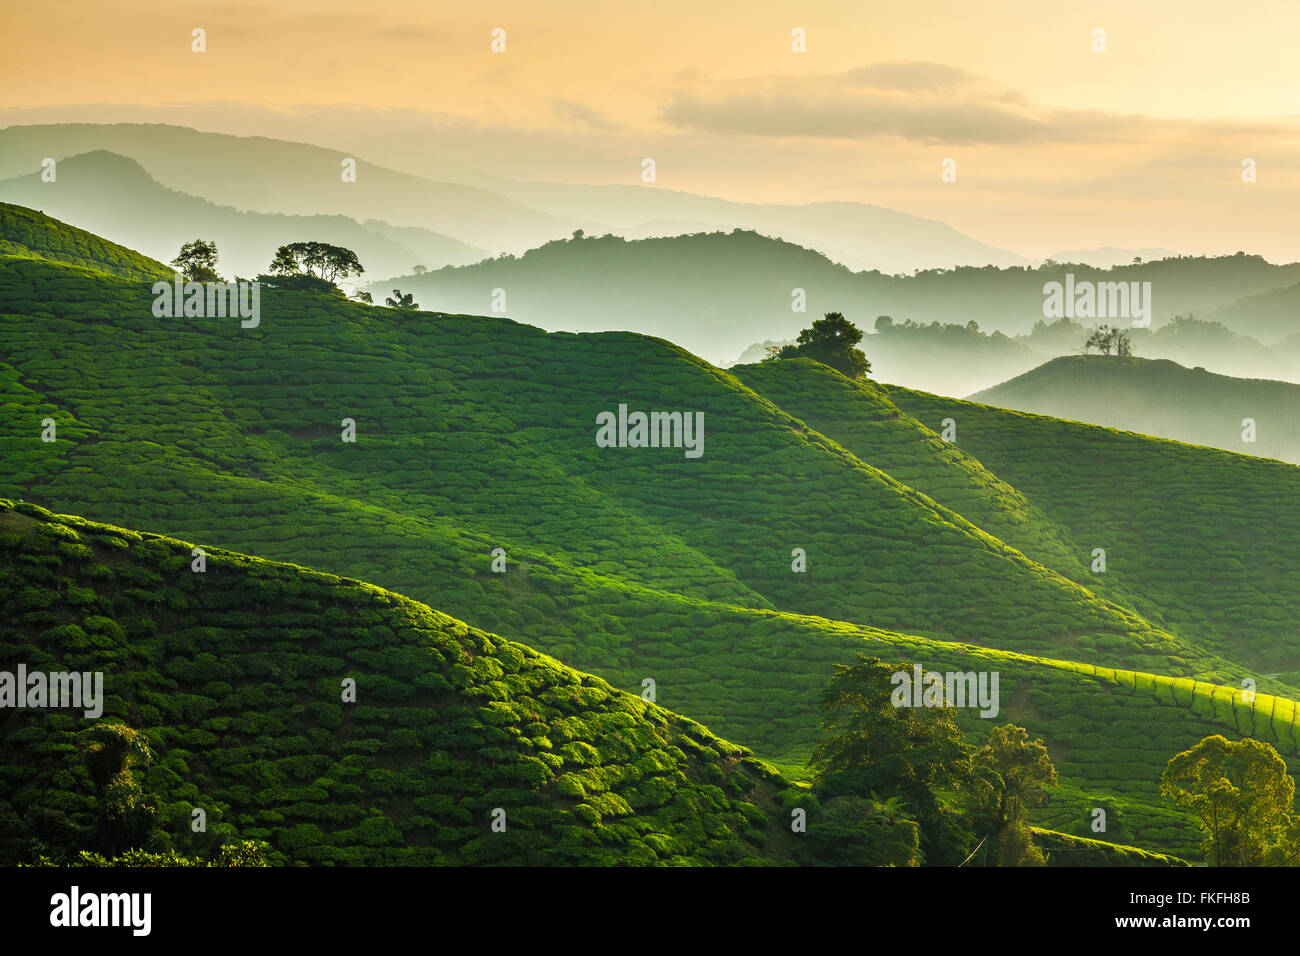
[171,239,221,282]
[1084,324,1132,356]
[779,312,871,379]
[385,289,418,310]
[259,242,364,295]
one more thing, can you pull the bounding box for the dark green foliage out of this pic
[778,312,870,379]
[811,656,971,822]
[1160,735,1295,866]
[171,239,221,283]
[0,502,816,866]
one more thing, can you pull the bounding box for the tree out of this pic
[812,655,973,821]
[412,265,428,275]
[1114,328,1133,357]
[1085,324,1115,354]
[1084,324,1132,357]
[261,241,364,294]
[779,312,871,379]
[385,289,418,310]
[78,723,158,855]
[572,229,585,240]
[170,239,221,282]
[353,291,373,304]
[978,724,1057,826]
[1160,735,1295,866]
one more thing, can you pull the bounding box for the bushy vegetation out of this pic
[0,501,809,866]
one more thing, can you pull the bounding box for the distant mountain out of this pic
[970,355,1300,463]
[0,123,574,255]
[496,182,1030,272]
[399,228,1300,373]
[1206,280,1300,343]
[1,123,1029,273]
[1042,248,1180,269]
[0,152,487,282]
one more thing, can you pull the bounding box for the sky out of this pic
[4,0,1300,260]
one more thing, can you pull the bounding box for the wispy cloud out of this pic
[661,61,1300,147]
[549,98,622,132]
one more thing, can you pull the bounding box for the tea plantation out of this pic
[886,384,1300,680]
[2,206,1299,862]
[0,500,816,865]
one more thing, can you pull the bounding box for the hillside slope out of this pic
[969,355,1300,464]
[2,500,1222,864]
[888,381,1300,679]
[0,253,1236,689]
[0,201,171,281]
[0,499,816,866]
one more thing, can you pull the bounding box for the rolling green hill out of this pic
[887,382,1300,679]
[4,207,1300,861]
[0,499,814,866]
[969,355,1300,464]
[0,500,1205,865]
[0,201,172,281]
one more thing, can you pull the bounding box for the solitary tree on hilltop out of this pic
[259,242,364,295]
[268,242,364,285]
[780,312,871,379]
[1084,324,1133,357]
[171,239,221,282]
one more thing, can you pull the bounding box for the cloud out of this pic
[841,61,979,92]
[660,61,1300,147]
[548,97,623,132]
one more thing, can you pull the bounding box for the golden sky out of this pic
[5,0,1300,259]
